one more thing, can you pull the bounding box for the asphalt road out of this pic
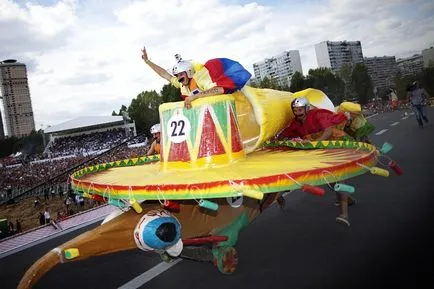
[1,108,433,289]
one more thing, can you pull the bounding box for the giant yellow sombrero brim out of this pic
[71,141,378,201]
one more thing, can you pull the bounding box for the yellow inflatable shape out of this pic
[234,86,339,153]
[293,88,336,112]
[239,86,293,153]
[336,102,362,114]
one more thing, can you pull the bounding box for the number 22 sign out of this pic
[167,114,191,143]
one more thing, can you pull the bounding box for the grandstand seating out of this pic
[46,128,127,158]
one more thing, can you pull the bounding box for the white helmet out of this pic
[291,97,310,111]
[150,123,161,134]
[172,60,194,78]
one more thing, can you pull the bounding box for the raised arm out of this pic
[141,47,173,81]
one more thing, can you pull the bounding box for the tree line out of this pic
[250,65,434,106]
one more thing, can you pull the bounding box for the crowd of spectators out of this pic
[0,134,150,198]
[46,128,127,158]
[0,156,88,191]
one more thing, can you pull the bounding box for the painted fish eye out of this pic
[134,210,182,252]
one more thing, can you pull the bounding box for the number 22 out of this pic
[170,120,185,137]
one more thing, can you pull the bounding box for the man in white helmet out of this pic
[141,47,251,109]
[276,97,354,226]
[276,97,349,142]
[147,124,161,156]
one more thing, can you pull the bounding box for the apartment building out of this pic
[0,59,36,137]
[396,54,423,77]
[315,41,364,73]
[364,56,397,94]
[253,50,303,87]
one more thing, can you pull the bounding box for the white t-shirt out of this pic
[44,211,51,220]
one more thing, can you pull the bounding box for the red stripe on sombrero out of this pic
[198,108,225,157]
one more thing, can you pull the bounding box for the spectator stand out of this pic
[43,115,136,159]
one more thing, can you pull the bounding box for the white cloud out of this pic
[1,0,433,131]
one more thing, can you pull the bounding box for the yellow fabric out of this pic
[235,86,339,153]
[239,86,293,153]
[336,102,367,131]
[169,60,214,97]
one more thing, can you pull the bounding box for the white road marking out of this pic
[375,129,388,135]
[366,113,378,119]
[118,259,182,289]
[391,122,400,126]
[402,117,408,120]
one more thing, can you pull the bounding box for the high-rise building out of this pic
[253,50,302,87]
[364,56,397,95]
[422,47,434,68]
[315,41,364,73]
[0,59,36,137]
[396,54,423,77]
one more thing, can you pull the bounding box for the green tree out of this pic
[127,90,161,135]
[289,71,306,92]
[351,64,374,105]
[419,67,434,97]
[259,76,280,89]
[160,83,181,103]
[248,78,260,88]
[305,68,345,104]
[111,104,127,116]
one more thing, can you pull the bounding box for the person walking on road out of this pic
[408,81,430,127]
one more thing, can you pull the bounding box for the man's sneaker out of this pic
[336,216,350,226]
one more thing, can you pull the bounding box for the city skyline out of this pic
[0,0,433,132]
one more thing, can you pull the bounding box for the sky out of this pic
[0,0,433,132]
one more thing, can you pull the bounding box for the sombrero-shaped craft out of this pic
[18,86,401,289]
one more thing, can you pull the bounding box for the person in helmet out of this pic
[147,123,161,156]
[141,46,251,109]
[276,97,350,141]
[276,97,354,226]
